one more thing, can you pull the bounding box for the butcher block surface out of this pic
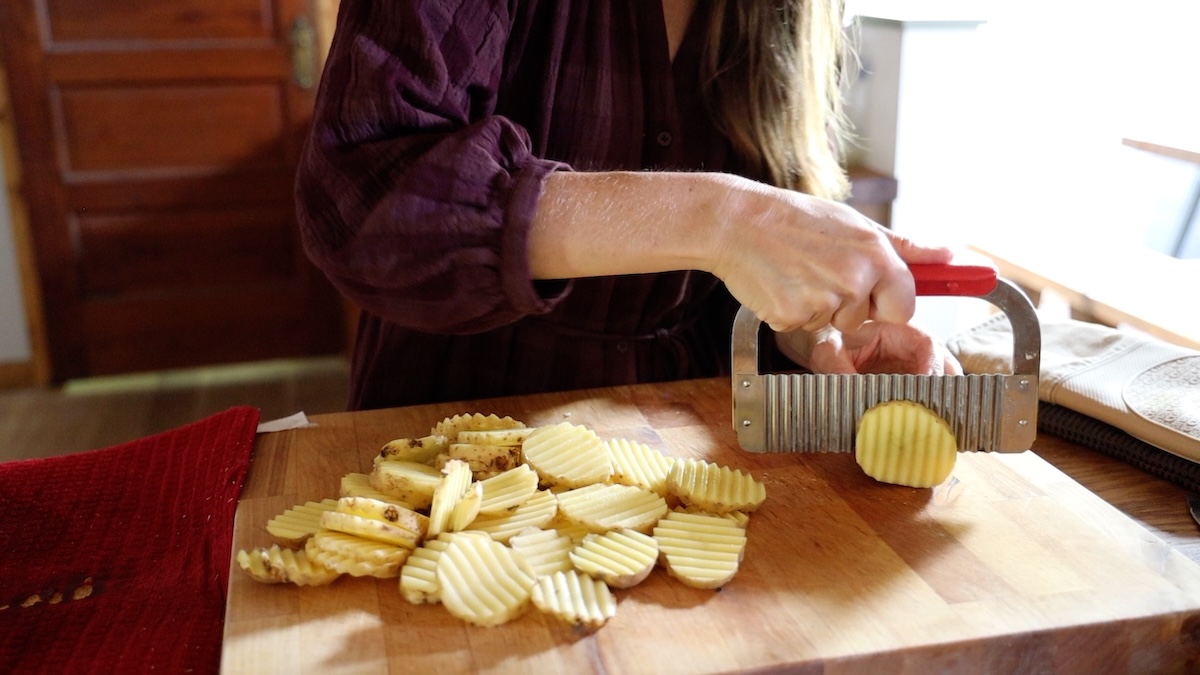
[222,378,1200,673]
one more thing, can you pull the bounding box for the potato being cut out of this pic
[855,400,957,488]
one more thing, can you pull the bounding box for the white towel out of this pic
[946,315,1200,464]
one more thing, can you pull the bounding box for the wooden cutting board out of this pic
[221,378,1200,673]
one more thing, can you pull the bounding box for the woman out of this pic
[296,0,960,410]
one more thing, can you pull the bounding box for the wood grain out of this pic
[223,378,1200,674]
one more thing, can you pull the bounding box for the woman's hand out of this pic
[777,322,963,376]
[709,176,953,335]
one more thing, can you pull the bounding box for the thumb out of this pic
[882,229,955,266]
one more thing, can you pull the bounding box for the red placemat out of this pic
[0,406,260,674]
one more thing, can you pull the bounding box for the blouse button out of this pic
[656,131,672,147]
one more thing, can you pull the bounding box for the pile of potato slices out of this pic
[236,413,767,629]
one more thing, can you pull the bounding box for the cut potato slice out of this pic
[336,496,429,537]
[378,434,449,465]
[319,511,422,549]
[369,460,443,510]
[306,531,411,578]
[436,533,537,627]
[446,443,523,478]
[456,428,532,446]
[477,464,540,515]
[509,527,575,578]
[236,545,340,586]
[432,413,526,442]
[855,400,958,488]
[264,498,339,548]
[569,529,657,589]
[652,511,747,589]
[604,437,676,497]
[556,483,668,535]
[340,473,419,510]
[466,490,558,543]
[531,570,617,629]
[668,458,766,515]
[521,422,611,489]
[428,459,474,537]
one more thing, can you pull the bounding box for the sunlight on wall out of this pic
[968,0,1199,254]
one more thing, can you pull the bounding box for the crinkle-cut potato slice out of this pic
[449,481,484,532]
[265,498,339,548]
[428,459,474,537]
[604,437,676,497]
[337,496,429,537]
[532,570,617,629]
[467,489,558,543]
[477,464,540,515]
[236,544,340,586]
[855,399,958,488]
[521,422,612,489]
[675,504,750,529]
[319,511,422,549]
[548,514,592,545]
[569,529,658,589]
[378,434,449,465]
[446,443,523,478]
[340,473,418,510]
[652,511,747,589]
[432,413,526,442]
[668,458,766,515]
[456,428,532,446]
[398,532,491,605]
[306,532,411,578]
[369,460,443,510]
[509,527,575,578]
[436,533,538,627]
[556,483,668,535]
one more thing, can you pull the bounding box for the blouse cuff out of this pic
[500,156,574,314]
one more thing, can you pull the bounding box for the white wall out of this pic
[0,134,31,364]
[847,0,1200,339]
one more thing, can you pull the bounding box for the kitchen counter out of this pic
[222,377,1200,673]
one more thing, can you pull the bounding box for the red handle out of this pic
[909,253,998,297]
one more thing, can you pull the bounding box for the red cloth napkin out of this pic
[0,406,260,674]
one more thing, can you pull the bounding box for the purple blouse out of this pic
[296,0,758,409]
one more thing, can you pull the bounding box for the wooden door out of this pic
[0,0,343,381]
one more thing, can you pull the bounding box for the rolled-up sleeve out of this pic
[295,0,571,334]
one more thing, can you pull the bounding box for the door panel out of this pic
[0,0,342,380]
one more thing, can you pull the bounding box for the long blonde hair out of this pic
[701,0,852,201]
